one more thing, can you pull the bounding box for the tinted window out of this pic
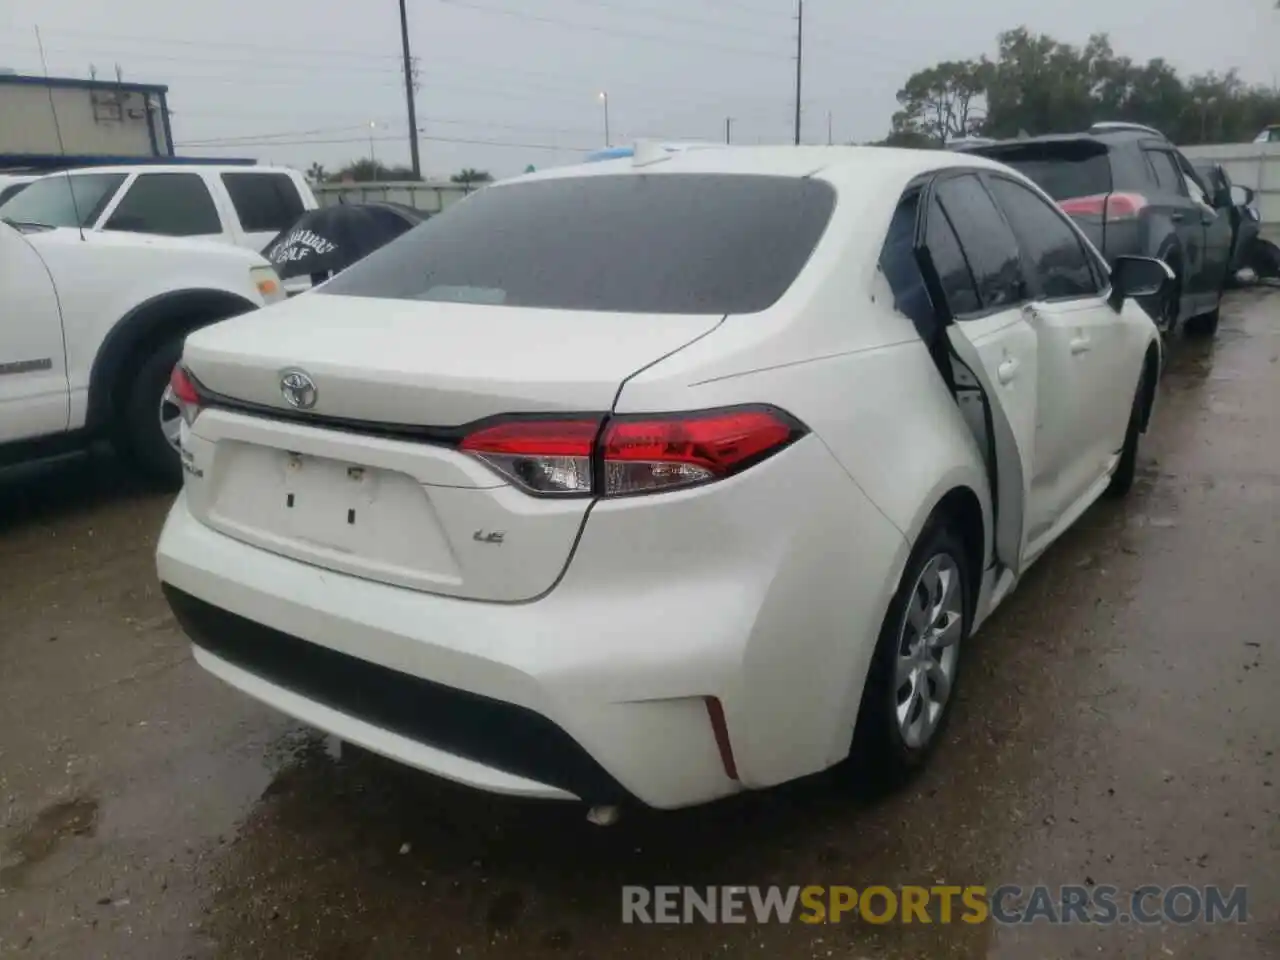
[0,183,29,206]
[878,191,937,340]
[934,175,1024,311]
[972,144,1112,200]
[985,177,1101,300]
[105,173,222,236]
[1144,150,1186,196]
[321,174,836,315]
[222,172,306,233]
[0,173,125,227]
[923,196,981,316]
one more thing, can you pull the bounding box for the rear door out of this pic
[918,173,1038,575]
[1140,144,1206,296]
[982,173,1129,544]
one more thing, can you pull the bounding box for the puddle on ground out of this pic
[0,795,99,889]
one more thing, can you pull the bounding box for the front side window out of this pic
[320,174,837,315]
[933,175,1025,312]
[984,176,1101,300]
[105,173,222,237]
[0,173,125,228]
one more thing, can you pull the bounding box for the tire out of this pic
[1156,268,1181,336]
[1184,304,1220,338]
[849,520,970,790]
[1105,370,1147,499]
[116,338,185,487]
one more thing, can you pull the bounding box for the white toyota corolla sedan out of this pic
[156,144,1169,811]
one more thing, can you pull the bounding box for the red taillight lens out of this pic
[1058,192,1147,221]
[458,407,802,497]
[169,365,202,425]
[600,409,796,495]
[459,419,599,495]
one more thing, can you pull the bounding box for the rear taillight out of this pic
[169,365,203,426]
[459,406,805,498]
[1058,192,1148,221]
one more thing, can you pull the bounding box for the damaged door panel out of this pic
[882,173,1038,577]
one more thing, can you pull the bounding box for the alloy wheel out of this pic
[894,553,963,749]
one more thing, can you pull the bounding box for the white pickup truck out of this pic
[0,164,317,253]
[0,216,283,482]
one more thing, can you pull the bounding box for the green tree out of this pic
[890,59,993,146]
[306,162,327,183]
[333,159,421,182]
[450,168,494,188]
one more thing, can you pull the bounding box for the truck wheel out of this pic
[117,339,185,487]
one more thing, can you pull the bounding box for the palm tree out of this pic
[306,162,327,183]
[450,168,494,189]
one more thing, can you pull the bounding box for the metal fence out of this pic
[313,180,471,214]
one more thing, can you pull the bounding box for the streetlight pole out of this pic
[368,121,378,180]
[599,91,611,147]
[725,116,733,144]
[793,0,804,145]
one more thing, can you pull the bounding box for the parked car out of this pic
[157,146,1167,811]
[1252,125,1280,144]
[0,173,36,205]
[0,216,284,482]
[957,122,1233,337]
[0,164,317,254]
[1193,161,1262,280]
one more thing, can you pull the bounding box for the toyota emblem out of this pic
[279,368,317,409]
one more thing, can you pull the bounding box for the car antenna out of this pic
[34,25,85,242]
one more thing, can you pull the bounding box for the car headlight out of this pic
[250,265,286,304]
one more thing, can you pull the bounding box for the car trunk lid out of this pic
[179,294,723,602]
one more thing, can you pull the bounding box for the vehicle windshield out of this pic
[0,172,127,228]
[319,173,837,315]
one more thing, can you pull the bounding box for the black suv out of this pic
[957,122,1234,336]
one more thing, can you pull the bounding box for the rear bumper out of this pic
[157,435,907,809]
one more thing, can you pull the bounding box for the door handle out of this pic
[1070,335,1091,355]
[997,357,1019,385]
[1171,211,1186,223]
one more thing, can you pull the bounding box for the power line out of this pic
[178,114,603,146]
[438,0,789,59]
[536,0,784,40]
[31,27,401,62]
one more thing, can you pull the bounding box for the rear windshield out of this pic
[975,145,1112,201]
[319,174,837,315]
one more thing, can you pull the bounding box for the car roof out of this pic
[508,143,1015,188]
[45,164,300,177]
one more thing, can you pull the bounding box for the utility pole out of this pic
[399,0,421,178]
[827,110,833,145]
[725,116,733,144]
[793,0,804,146]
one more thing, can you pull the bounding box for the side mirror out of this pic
[1230,184,1255,207]
[1109,255,1174,309]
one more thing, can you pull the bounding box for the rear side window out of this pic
[221,172,306,233]
[1143,150,1187,196]
[320,174,836,315]
[977,145,1112,201]
[933,175,1024,312]
[984,176,1101,300]
[878,190,937,340]
[923,197,981,316]
[105,173,221,236]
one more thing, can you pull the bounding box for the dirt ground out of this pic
[1,290,1277,960]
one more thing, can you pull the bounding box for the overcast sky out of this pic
[1,0,1277,180]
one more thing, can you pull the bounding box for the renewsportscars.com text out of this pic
[621,884,1249,926]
